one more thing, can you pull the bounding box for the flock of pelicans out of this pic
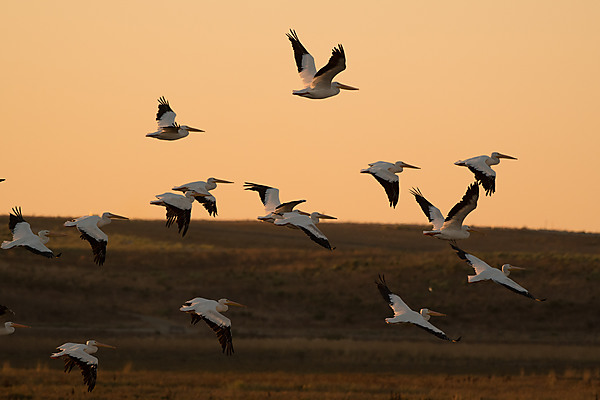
[0,30,545,392]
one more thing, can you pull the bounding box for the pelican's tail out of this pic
[63,220,77,227]
[467,274,483,283]
[1,240,15,250]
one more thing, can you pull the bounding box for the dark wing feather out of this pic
[413,323,461,343]
[450,244,473,267]
[164,204,191,237]
[372,174,399,208]
[63,356,97,392]
[298,226,333,250]
[445,183,479,223]
[243,182,271,205]
[156,96,174,121]
[195,195,217,217]
[375,274,393,305]
[314,44,346,79]
[22,244,55,258]
[78,232,107,266]
[466,165,495,196]
[8,207,25,233]
[193,314,234,355]
[496,281,546,302]
[286,29,310,73]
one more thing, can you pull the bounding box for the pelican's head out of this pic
[86,340,116,349]
[103,212,129,220]
[207,177,234,185]
[333,82,359,91]
[420,308,446,321]
[180,125,205,133]
[395,161,421,170]
[464,226,479,234]
[501,264,524,276]
[5,322,30,329]
[491,152,518,160]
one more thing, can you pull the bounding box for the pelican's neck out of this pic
[419,309,431,321]
[310,213,320,224]
[98,213,112,228]
[37,232,50,244]
[501,265,511,276]
[487,154,501,166]
[205,180,217,191]
[85,342,99,355]
[216,299,228,313]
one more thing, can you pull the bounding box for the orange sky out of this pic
[1,1,599,232]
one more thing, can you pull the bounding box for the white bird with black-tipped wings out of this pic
[361,161,420,208]
[146,96,204,140]
[454,152,517,196]
[451,245,545,301]
[410,183,479,241]
[51,340,116,392]
[172,178,233,217]
[1,207,62,258]
[376,275,460,342]
[243,182,306,223]
[286,29,358,99]
[64,212,128,265]
[274,210,337,250]
[180,297,246,355]
[150,191,204,237]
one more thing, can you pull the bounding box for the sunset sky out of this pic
[2,1,599,232]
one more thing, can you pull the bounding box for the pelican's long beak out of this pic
[214,179,234,184]
[96,342,117,349]
[402,163,421,169]
[497,153,517,160]
[510,266,526,270]
[109,214,129,220]
[187,127,205,132]
[337,83,359,91]
[225,300,247,308]
[318,214,337,220]
[427,311,446,317]
[46,232,68,237]
[467,228,479,233]
[11,323,30,329]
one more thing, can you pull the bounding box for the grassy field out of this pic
[0,217,599,399]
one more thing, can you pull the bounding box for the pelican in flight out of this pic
[146,96,204,140]
[376,275,460,342]
[410,183,479,241]
[451,245,546,301]
[180,297,246,355]
[243,182,306,222]
[274,211,336,250]
[150,191,203,237]
[287,29,358,99]
[51,340,116,392]
[64,213,128,266]
[454,152,517,196]
[172,178,233,217]
[361,161,420,208]
[1,207,62,258]
[0,321,30,336]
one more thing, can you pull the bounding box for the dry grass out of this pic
[0,218,599,398]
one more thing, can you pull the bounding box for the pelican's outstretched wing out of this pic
[409,188,444,230]
[190,311,234,355]
[312,44,346,89]
[286,29,317,87]
[450,244,491,275]
[375,275,411,317]
[156,96,176,128]
[244,182,281,213]
[411,318,460,342]
[442,183,479,230]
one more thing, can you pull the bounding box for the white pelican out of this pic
[0,321,30,336]
[0,305,14,319]
[172,178,233,217]
[243,182,306,222]
[376,275,460,342]
[360,161,421,208]
[146,96,204,140]
[410,183,479,241]
[180,297,246,355]
[150,191,202,237]
[1,207,62,258]
[287,29,358,99]
[274,211,336,250]
[454,152,517,196]
[451,245,546,301]
[64,213,129,266]
[51,340,116,392]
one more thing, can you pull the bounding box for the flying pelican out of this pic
[274,211,336,250]
[1,207,62,258]
[64,213,129,266]
[243,182,306,222]
[410,183,479,241]
[360,161,421,208]
[146,96,204,140]
[376,275,460,342]
[172,178,233,217]
[180,297,246,355]
[287,29,358,99]
[0,321,30,336]
[51,340,116,392]
[150,191,203,237]
[454,152,517,196]
[451,244,546,301]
